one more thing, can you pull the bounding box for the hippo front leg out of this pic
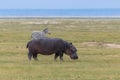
[54,53,59,61]
[59,52,64,61]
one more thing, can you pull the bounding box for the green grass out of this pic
[0,18,120,80]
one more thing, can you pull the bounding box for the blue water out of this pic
[0,9,120,17]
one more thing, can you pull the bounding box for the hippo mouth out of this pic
[70,54,78,60]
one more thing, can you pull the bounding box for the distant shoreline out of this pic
[1,16,120,19]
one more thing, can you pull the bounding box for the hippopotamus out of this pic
[26,37,78,61]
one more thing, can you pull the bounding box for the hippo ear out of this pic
[64,42,70,49]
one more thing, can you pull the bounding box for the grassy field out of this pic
[0,18,120,80]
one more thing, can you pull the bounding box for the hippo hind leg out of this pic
[33,53,38,61]
[28,52,33,60]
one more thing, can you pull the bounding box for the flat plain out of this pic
[0,18,120,80]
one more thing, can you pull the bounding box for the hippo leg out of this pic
[28,52,33,60]
[59,52,64,61]
[54,53,59,61]
[33,53,38,61]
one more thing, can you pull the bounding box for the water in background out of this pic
[0,9,120,17]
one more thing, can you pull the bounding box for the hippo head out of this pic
[64,42,78,60]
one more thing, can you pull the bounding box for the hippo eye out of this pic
[71,49,77,52]
[70,49,74,52]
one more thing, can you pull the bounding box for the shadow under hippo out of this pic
[26,37,78,61]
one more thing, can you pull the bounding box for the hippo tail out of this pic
[26,43,29,48]
[26,41,30,48]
